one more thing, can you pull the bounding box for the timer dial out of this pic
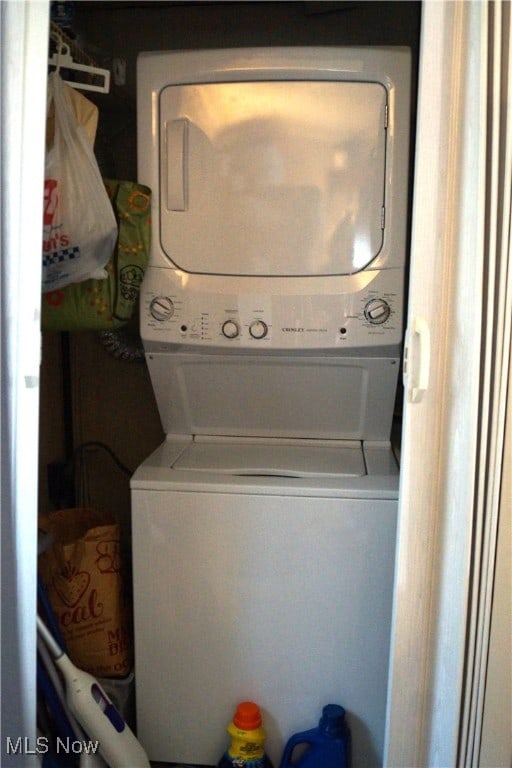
[222,319,240,339]
[249,320,268,339]
[364,298,391,325]
[150,296,174,321]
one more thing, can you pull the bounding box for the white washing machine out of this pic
[131,47,411,767]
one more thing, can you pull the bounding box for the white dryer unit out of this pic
[131,46,411,767]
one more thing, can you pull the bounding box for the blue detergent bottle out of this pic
[279,704,351,768]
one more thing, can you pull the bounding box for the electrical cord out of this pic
[73,441,133,478]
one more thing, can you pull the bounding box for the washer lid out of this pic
[159,80,387,276]
[172,439,366,478]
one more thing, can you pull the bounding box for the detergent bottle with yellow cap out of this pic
[217,701,274,768]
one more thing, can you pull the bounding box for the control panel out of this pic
[141,267,403,350]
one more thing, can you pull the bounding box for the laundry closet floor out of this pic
[151,763,215,767]
[151,762,215,767]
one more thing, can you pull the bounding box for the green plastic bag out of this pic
[42,180,151,331]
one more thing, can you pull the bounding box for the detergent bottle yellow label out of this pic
[218,702,274,768]
[227,721,266,762]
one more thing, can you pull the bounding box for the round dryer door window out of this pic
[159,80,387,277]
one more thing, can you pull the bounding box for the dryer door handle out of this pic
[404,316,431,403]
[165,119,188,211]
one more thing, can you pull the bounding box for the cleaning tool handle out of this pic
[37,615,64,659]
[37,617,150,768]
[55,655,151,768]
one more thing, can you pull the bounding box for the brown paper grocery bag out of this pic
[38,508,133,678]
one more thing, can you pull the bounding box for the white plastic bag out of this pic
[42,73,117,293]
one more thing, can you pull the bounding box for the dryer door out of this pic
[159,80,387,276]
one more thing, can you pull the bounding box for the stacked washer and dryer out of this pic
[131,47,411,767]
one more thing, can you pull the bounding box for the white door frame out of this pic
[386,1,511,765]
[0,1,48,763]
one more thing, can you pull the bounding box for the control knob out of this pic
[364,298,391,325]
[149,296,174,321]
[222,319,240,339]
[249,320,268,339]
